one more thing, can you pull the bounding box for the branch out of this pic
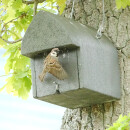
[22,0,34,4]
[1,13,26,34]
[22,0,46,16]
[0,73,12,77]
[22,0,45,5]
[1,18,17,34]
[0,36,23,44]
[0,69,30,78]
[0,13,25,44]
[38,0,46,3]
[34,0,38,16]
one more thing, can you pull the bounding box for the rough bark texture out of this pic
[61,0,130,129]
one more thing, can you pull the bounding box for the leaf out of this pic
[3,46,17,57]
[18,86,29,100]
[116,0,130,9]
[116,0,122,9]
[121,0,128,8]
[107,114,130,130]
[0,86,6,92]
[127,0,130,5]
[12,76,25,91]
[5,77,15,94]
[57,0,66,15]
[15,71,28,79]
[0,5,4,10]
[5,7,15,22]
[24,76,32,92]
[2,0,10,6]
[0,38,6,48]
[11,0,22,10]
[4,59,13,74]
[14,56,30,71]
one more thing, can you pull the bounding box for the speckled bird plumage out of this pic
[39,48,68,82]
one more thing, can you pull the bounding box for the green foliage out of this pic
[116,0,130,9]
[3,43,31,99]
[107,114,130,130]
[0,39,6,48]
[0,0,33,99]
[57,0,66,15]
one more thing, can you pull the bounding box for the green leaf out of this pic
[57,0,66,15]
[3,46,17,57]
[15,71,28,79]
[116,0,122,9]
[128,0,130,5]
[4,59,13,74]
[24,76,32,92]
[121,0,128,8]
[5,7,15,22]
[2,0,10,6]
[18,86,29,100]
[116,0,130,9]
[5,77,15,94]
[0,86,6,92]
[11,0,22,10]
[0,38,6,48]
[107,114,130,130]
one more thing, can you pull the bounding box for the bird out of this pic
[39,48,68,82]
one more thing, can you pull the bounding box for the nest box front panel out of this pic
[31,49,79,98]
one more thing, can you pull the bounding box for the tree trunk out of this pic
[61,0,130,129]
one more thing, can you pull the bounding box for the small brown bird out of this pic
[39,48,68,82]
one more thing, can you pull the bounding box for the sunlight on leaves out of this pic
[116,0,130,9]
[3,43,32,99]
[57,0,66,15]
[0,39,6,48]
[107,114,130,130]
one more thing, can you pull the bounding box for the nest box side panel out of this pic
[32,49,79,99]
[77,32,121,99]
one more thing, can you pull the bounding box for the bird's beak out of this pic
[56,50,60,54]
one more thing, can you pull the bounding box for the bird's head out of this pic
[50,48,60,57]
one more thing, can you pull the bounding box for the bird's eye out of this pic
[51,52,57,57]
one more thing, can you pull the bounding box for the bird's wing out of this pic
[47,60,68,80]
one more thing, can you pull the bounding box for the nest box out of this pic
[21,11,121,109]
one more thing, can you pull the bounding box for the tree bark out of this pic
[61,0,130,129]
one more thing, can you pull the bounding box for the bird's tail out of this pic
[39,70,46,82]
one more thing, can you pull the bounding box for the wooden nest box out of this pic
[21,11,121,109]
